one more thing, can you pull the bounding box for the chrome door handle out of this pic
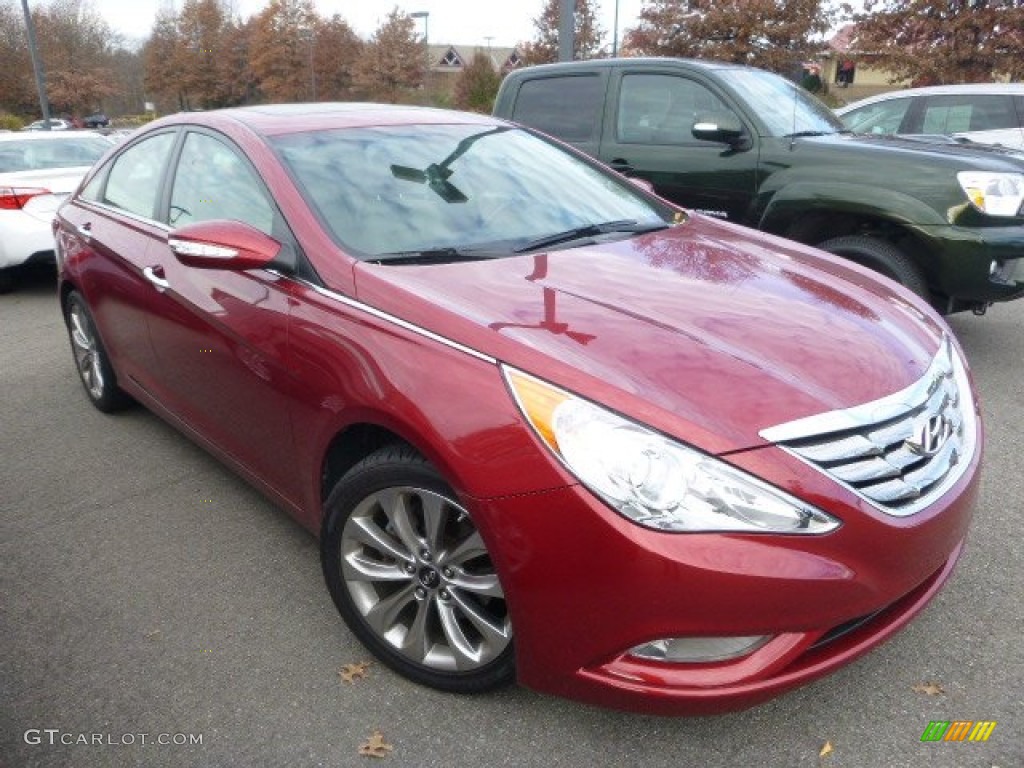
[143,266,170,291]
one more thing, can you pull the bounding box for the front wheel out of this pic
[816,235,929,299]
[321,445,514,693]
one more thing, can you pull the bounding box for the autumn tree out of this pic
[454,51,502,112]
[313,14,363,100]
[853,0,1024,84]
[0,3,36,115]
[249,0,318,102]
[521,0,606,64]
[353,8,425,103]
[625,0,834,75]
[33,0,120,115]
[144,4,185,108]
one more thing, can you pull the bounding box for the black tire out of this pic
[321,444,514,693]
[816,235,929,298]
[64,291,131,412]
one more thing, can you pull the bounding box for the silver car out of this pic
[836,83,1024,150]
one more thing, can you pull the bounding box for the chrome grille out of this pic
[759,338,976,517]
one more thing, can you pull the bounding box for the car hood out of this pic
[810,132,1024,169]
[352,217,948,455]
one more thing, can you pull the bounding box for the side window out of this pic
[841,98,911,135]
[921,94,1018,134]
[618,74,729,145]
[169,132,274,234]
[511,75,604,142]
[102,133,176,218]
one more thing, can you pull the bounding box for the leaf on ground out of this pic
[358,730,392,758]
[339,661,371,684]
[819,740,834,758]
[912,681,944,696]
[143,629,162,640]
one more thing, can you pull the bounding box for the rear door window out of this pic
[511,74,605,142]
[920,94,1018,133]
[102,132,176,219]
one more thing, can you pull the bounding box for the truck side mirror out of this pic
[692,111,748,148]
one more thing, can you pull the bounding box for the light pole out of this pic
[410,11,430,90]
[20,0,52,128]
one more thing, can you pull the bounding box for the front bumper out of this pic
[916,223,1024,306]
[468,438,979,715]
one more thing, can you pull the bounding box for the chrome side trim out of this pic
[298,278,497,365]
[78,199,173,233]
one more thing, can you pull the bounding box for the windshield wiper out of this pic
[783,130,837,138]
[514,220,669,253]
[370,247,505,265]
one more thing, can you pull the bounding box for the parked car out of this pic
[23,118,70,131]
[54,104,980,715]
[836,83,1024,150]
[0,131,112,291]
[493,59,1024,315]
[82,113,110,129]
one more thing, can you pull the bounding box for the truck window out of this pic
[618,74,729,145]
[511,75,604,142]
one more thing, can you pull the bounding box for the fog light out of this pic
[629,635,771,663]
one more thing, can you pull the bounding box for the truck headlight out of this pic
[504,368,840,534]
[957,171,1024,217]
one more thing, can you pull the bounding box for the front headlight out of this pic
[504,367,840,534]
[957,171,1024,217]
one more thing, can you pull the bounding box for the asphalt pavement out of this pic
[1,265,1021,768]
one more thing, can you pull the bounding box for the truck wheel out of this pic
[816,235,928,299]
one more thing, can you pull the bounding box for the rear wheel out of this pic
[817,235,929,299]
[64,291,131,412]
[321,445,514,693]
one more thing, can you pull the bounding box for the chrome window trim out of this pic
[759,337,978,518]
[78,199,173,232]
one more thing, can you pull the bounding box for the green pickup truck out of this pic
[493,58,1024,314]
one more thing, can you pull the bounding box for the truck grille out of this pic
[760,338,977,517]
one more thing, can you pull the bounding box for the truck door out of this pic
[599,69,759,223]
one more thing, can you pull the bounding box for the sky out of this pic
[92,0,648,50]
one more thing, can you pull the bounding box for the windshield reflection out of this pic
[272,124,668,259]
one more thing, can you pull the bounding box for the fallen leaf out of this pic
[340,662,371,684]
[358,730,392,758]
[143,630,162,640]
[912,681,944,696]
[819,741,834,758]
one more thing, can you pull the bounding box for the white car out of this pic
[23,119,71,131]
[0,132,112,291]
[836,83,1024,150]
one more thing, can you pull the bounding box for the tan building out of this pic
[423,44,524,94]
[819,24,909,103]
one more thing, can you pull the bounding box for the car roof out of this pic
[838,83,1024,113]
[502,56,753,77]
[150,103,502,137]
[1,130,105,143]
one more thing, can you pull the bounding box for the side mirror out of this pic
[167,219,281,271]
[691,110,747,146]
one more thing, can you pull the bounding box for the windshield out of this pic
[719,69,846,138]
[271,124,670,258]
[0,137,110,173]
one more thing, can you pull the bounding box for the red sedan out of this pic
[54,104,980,714]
